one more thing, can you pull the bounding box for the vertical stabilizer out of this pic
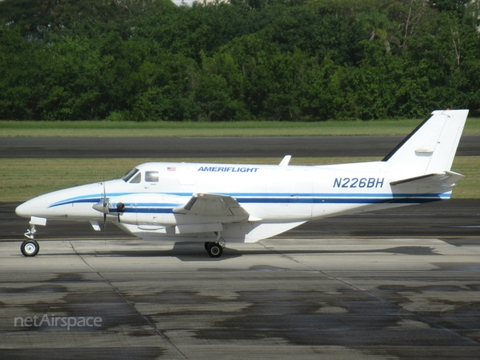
[382,109,468,177]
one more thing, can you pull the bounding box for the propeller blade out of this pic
[103,181,107,207]
[92,182,110,215]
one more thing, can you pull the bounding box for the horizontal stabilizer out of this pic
[390,171,464,192]
[173,193,249,220]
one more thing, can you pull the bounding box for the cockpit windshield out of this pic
[122,168,139,182]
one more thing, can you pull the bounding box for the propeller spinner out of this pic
[92,182,109,228]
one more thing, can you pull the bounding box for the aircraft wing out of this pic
[390,171,464,192]
[173,193,249,221]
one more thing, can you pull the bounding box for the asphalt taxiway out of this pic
[1,135,479,158]
[1,235,479,359]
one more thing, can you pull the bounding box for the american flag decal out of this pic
[167,167,176,171]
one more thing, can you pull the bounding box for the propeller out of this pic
[93,182,126,225]
[92,181,109,229]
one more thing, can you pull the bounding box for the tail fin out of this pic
[382,109,468,177]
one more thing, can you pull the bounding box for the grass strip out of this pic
[1,156,477,202]
[1,118,479,137]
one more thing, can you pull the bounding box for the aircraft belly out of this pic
[225,221,306,243]
[309,197,444,220]
[311,203,371,219]
[264,203,311,221]
[114,222,219,242]
[113,219,306,244]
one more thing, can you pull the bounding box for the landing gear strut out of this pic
[22,220,44,257]
[24,224,36,240]
[22,224,40,256]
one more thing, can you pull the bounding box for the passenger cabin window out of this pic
[145,171,159,182]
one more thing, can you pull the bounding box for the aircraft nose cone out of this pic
[15,201,32,218]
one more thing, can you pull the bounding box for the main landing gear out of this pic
[204,239,226,258]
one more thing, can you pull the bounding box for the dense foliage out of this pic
[1,0,479,121]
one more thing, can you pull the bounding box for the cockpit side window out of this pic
[122,168,139,182]
[130,172,141,183]
[145,171,159,182]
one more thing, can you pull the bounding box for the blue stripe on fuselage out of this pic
[47,191,449,212]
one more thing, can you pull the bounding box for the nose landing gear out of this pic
[22,224,40,256]
[21,217,47,257]
[24,224,36,240]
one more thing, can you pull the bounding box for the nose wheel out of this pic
[21,239,40,257]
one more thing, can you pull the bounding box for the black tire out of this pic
[207,243,223,258]
[204,242,211,251]
[21,240,39,257]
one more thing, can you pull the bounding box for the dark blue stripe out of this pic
[50,194,446,211]
[112,208,173,214]
[111,197,442,214]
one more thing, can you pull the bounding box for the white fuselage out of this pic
[15,160,449,244]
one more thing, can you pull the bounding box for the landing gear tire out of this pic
[21,240,39,257]
[206,242,223,258]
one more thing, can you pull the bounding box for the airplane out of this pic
[15,109,469,258]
